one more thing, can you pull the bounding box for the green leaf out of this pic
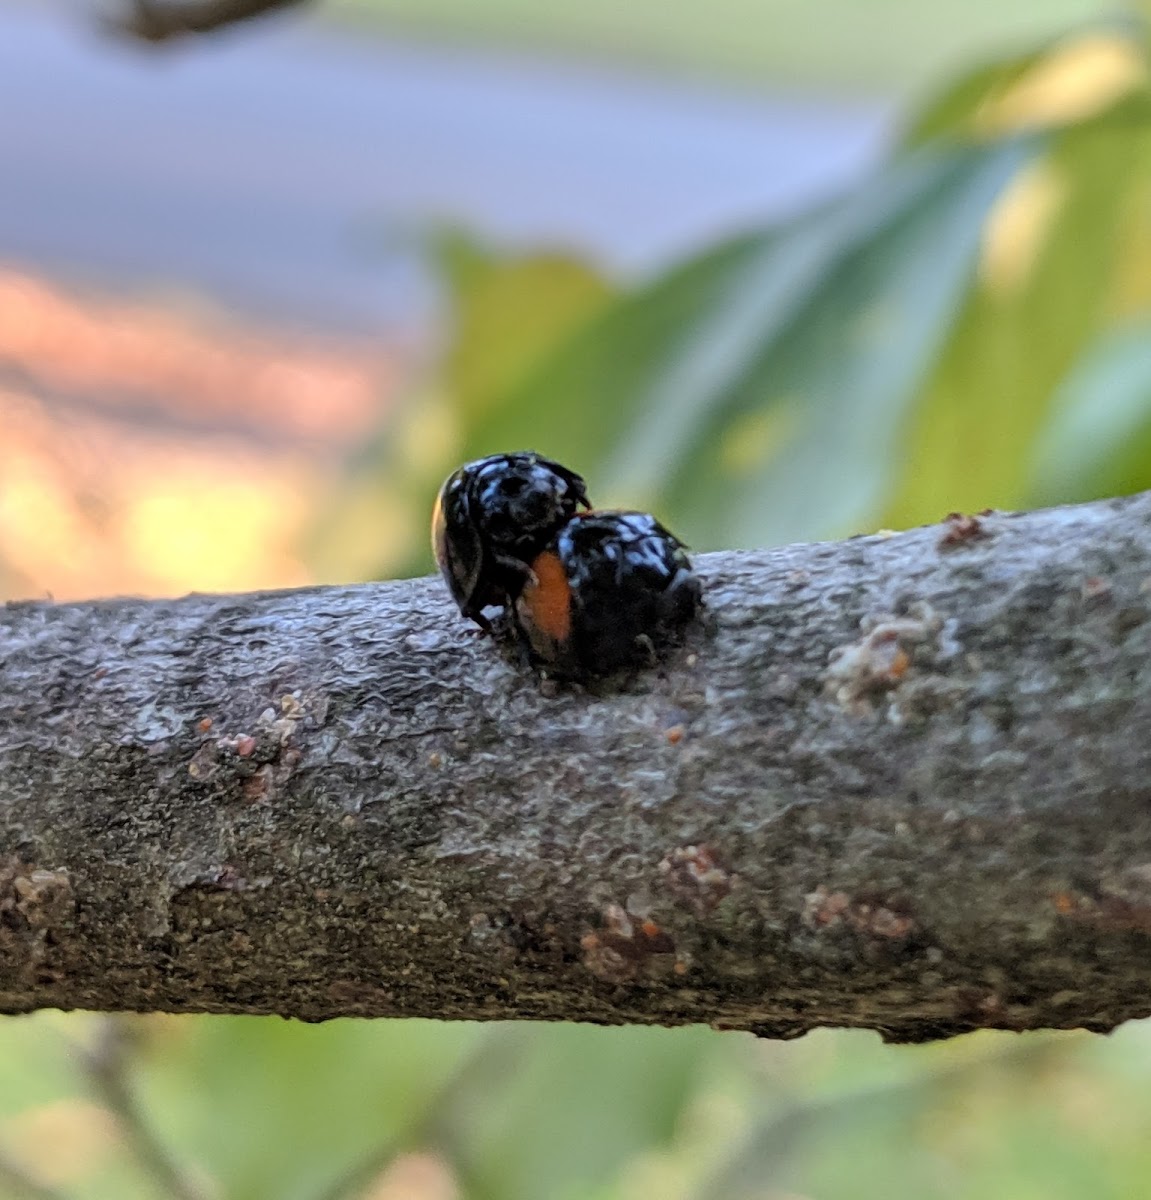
[901,49,1047,145]
[1030,317,1151,503]
[903,22,1151,147]
[882,94,1151,527]
[464,141,1029,550]
[694,1035,1072,1200]
[137,1016,481,1200]
[433,229,614,422]
[665,140,1031,548]
[456,228,771,480]
[447,1023,709,1200]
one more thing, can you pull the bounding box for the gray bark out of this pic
[2,492,1150,1043]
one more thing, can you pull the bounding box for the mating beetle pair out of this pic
[432,452,701,678]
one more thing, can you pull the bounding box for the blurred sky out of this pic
[0,0,894,603]
[0,0,1121,601]
[0,5,892,335]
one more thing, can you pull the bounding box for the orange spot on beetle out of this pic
[521,551,572,642]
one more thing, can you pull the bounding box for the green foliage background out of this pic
[9,10,1151,1200]
[334,0,1107,96]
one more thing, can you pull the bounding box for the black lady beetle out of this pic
[432,452,590,630]
[513,510,702,677]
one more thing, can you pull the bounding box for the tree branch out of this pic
[105,0,308,44]
[77,1018,213,1200]
[2,492,1151,1043]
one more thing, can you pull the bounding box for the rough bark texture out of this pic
[2,493,1151,1043]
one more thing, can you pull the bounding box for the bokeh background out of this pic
[5,0,1151,1196]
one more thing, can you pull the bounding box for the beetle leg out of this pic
[634,633,658,666]
[463,606,494,634]
[492,553,539,589]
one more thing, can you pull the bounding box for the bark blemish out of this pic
[217,734,257,757]
[0,862,73,985]
[825,617,921,713]
[1081,575,1112,602]
[580,903,677,983]
[8,864,72,928]
[825,602,965,723]
[803,886,915,940]
[241,765,275,803]
[187,741,219,780]
[1053,865,1151,935]
[939,511,990,549]
[658,845,733,915]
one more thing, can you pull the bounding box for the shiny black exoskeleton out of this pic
[514,510,702,678]
[432,452,590,630]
